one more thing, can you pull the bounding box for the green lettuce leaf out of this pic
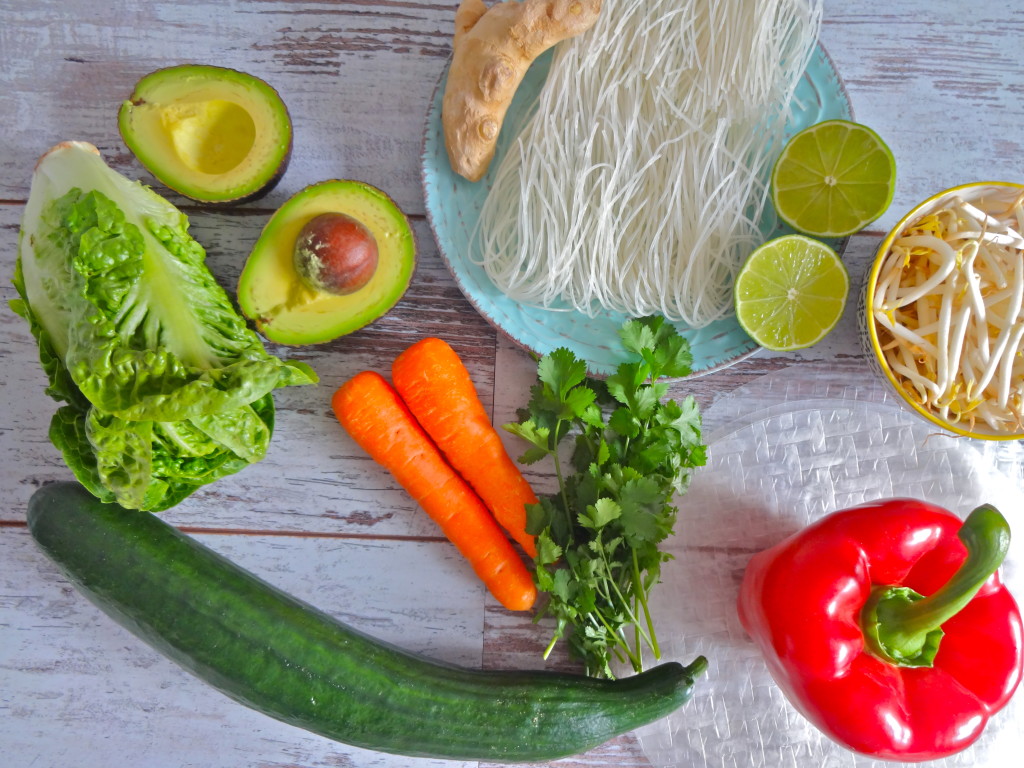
[12,142,317,511]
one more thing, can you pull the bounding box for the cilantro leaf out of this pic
[617,476,670,545]
[608,407,638,438]
[503,421,553,465]
[621,315,694,379]
[538,347,588,399]
[563,386,598,419]
[605,362,644,406]
[580,497,621,530]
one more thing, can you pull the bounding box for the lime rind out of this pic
[734,234,849,351]
[771,119,896,238]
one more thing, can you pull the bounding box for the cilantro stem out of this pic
[541,633,559,661]
[588,605,641,670]
[632,593,642,669]
[550,420,574,535]
[633,548,661,662]
[593,533,655,671]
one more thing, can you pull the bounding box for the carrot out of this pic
[391,337,538,558]
[332,371,536,612]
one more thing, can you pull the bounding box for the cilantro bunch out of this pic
[506,316,706,678]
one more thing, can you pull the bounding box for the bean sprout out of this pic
[872,187,1024,434]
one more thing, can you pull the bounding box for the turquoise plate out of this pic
[421,44,852,377]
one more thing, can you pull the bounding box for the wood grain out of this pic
[2,0,1023,766]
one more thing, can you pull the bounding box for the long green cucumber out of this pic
[27,481,706,762]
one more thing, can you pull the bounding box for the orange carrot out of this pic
[332,370,536,612]
[391,337,538,558]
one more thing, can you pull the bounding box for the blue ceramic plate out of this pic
[421,44,852,377]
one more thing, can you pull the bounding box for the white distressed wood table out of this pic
[1,2,1022,767]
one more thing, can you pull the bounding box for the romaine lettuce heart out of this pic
[12,142,318,511]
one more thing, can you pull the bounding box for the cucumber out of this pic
[27,481,706,762]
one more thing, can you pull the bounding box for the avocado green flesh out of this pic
[119,65,291,204]
[238,180,416,345]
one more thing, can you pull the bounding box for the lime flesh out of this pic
[734,235,848,351]
[772,120,896,238]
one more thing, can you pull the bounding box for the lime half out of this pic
[734,235,848,351]
[772,120,896,238]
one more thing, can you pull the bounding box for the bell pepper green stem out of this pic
[862,504,1011,667]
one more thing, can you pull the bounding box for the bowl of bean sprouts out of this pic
[865,181,1024,439]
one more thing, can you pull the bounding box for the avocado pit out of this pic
[238,179,416,346]
[294,213,379,296]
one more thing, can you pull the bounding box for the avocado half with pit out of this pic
[238,180,416,345]
[118,64,292,204]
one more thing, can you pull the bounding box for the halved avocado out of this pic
[119,64,292,204]
[238,180,416,345]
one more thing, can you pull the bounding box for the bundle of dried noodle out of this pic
[475,0,824,327]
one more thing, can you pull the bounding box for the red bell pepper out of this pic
[738,498,1023,761]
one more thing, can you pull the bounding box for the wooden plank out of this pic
[0,200,499,531]
[819,0,1024,220]
[0,0,457,212]
[4,522,647,767]
[1,524,487,768]
[2,0,1022,214]
[3,0,1024,766]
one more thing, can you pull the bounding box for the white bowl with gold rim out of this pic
[863,181,1024,440]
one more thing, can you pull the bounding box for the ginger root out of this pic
[441,0,601,182]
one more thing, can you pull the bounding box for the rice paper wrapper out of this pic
[638,363,1024,768]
